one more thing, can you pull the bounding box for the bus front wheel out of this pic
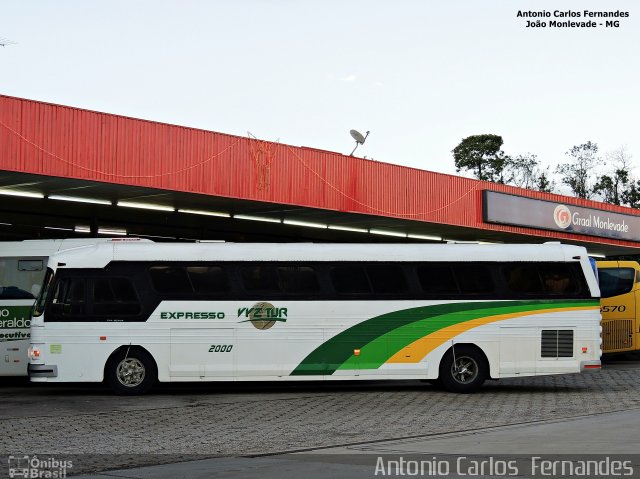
[106,348,157,395]
[439,346,487,394]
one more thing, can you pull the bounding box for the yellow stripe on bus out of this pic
[385,306,599,364]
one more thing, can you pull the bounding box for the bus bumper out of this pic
[580,360,601,372]
[28,364,58,378]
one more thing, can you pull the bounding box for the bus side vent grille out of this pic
[602,319,634,352]
[541,330,574,358]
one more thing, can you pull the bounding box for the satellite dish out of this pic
[349,129,370,156]
[350,129,366,144]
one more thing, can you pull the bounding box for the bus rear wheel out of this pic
[439,346,487,393]
[106,348,157,395]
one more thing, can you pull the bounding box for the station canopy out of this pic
[1,94,640,258]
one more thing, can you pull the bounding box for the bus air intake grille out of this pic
[541,330,574,358]
[602,319,633,353]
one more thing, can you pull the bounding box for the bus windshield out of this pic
[0,257,46,299]
[33,268,54,317]
[598,267,635,298]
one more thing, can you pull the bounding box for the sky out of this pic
[1,1,638,184]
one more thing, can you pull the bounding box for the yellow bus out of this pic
[597,261,640,353]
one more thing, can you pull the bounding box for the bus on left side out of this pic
[0,238,149,376]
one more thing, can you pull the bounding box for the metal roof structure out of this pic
[1,94,639,257]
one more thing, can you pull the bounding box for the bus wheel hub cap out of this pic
[117,358,145,386]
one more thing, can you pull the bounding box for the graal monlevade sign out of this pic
[483,190,640,242]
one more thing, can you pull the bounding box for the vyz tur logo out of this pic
[238,302,287,330]
[553,204,572,229]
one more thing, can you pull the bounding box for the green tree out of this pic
[533,166,555,193]
[452,134,507,182]
[503,153,537,188]
[594,146,632,206]
[555,141,601,199]
[503,153,555,192]
[622,180,640,208]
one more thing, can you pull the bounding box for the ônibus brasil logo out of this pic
[553,204,572,229]
[238,302,287,330]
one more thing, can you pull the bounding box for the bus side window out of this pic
[539,264,575,294]
[366,264,408,294]
[241,265,280,293]
[149,266,193,294]
[502,264,544,294]
[277,266,320,294]
[187,266,230,294]
[416,265,458,294]
[50,277,86,317]
[454,265,495,294]
[330,265,371,294]
[93,278,141,316]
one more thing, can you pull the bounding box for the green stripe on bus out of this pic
[337,300,595,371]
[290,299,598,376]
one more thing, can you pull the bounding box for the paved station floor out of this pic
[2,358,639,477]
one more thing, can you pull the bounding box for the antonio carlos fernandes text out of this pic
[373,456,635,476]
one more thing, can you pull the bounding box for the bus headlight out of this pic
[28,346,41,361]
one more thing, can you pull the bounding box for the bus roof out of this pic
[47,242,590,269]
[0,238,150,258]
[597,260,640,269]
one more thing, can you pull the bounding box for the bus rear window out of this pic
[599,268,635,298]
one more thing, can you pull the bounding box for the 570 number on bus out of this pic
[601,305,626,313]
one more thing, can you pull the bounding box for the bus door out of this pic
[598,262,637,353]
[170,328,235,378]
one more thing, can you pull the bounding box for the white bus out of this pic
[28,242,602,394]
[0,238,149,376]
